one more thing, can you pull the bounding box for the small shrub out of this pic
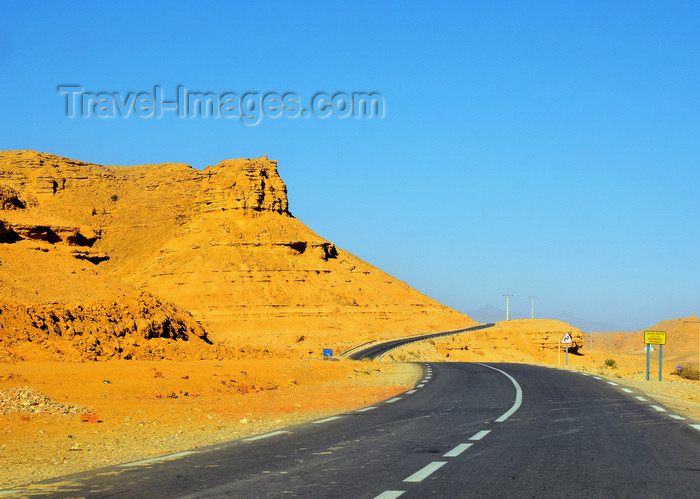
[110,194,118,202]
[604,358,617,369]
[672,364,699,381]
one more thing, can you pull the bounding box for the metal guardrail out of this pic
[338,340,378,357]
[347,323,496,361]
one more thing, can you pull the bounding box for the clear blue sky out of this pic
[1,1,698,330]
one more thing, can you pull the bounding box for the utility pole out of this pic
[503,294,513,321]
[529,296,536,319]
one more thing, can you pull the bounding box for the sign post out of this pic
[644,331,666,381]
[323,348,333,359]
[561,332,573,366]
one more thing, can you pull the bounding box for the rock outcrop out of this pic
[0,184,37,210]
[198,157,289,214]
[0,181,107,261]
[0,150,473,357]
[0,292,213,362]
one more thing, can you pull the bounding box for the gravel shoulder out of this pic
[579,369,700,421]
[0,359,421,490]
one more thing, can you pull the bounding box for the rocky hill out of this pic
[593,316,699,354]
[383,319,585,363]
[0,292,215,362]
[0,150,473,358]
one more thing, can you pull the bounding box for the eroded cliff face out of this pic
[0,292,213,362]
[0,150,472,351]
[198,158,289,214]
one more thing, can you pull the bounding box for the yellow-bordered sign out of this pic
[644,330,666,345]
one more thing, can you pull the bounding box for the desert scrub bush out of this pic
[604,358,617,369]
[672,364,699,381]
[110,194,118,202]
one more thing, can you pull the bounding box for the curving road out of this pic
[346,323,495,360]
[7,362,700,497]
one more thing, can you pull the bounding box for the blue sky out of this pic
[1,1,698,330]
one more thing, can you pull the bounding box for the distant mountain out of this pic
[465,304,505,324]
[594,315,699,353]
[466,306,632,332]
[553,313,631,333]
[465,304,530,324]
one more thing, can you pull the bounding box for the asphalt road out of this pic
[345,323,495,360]
[8,363,700,498]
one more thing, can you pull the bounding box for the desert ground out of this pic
[1,152,697,490]
[1,318,697,490]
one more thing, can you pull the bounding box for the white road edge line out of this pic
[356,406,377,412]
[607,382,618,386]
[374,490,405,498]
[243,430,289,442]
[385,397,402,404]
[403,461,447,483]
[444,443,473,457]
[476,363,523,423]
[313,416,343,424]
[469,430,491,441]
[621,388,633,393]
[690,424,700,431]
[120,451,198,467]
[635,396,647,401]
[650,405,666,412]
[669,415,684,420]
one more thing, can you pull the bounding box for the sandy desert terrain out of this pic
[1,151,697,489]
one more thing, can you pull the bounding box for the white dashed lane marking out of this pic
[469,430,491,441]
[356,406,376,412]
[374,491,405,499]
[120,451,198,467]
[385,397,402,404]
[403,461,447,483]
[577,371,700,440]
[243,431,289,442]
[443,443,473,457]
[405,389,417,395]
[313,416,343,424]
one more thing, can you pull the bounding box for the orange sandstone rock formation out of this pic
[0,292,213,362]
[385,319,585,363]
[0,150,473,358]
